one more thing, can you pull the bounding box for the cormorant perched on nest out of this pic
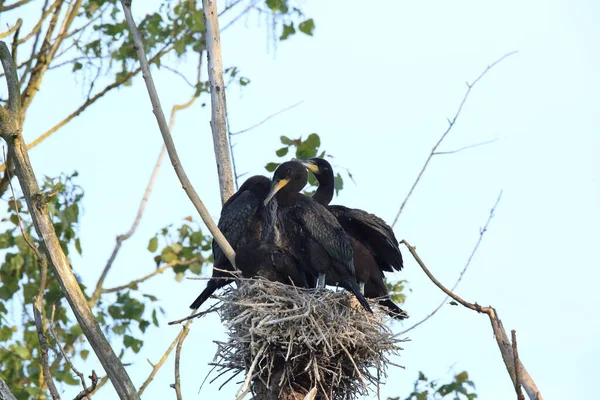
[189,175,275,310]
[298,158,407,320]
[264,160,372,313]
[235,238,308,287]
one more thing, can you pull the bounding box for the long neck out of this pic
[312,170,334,206]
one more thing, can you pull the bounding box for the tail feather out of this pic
[344,279,372,313]
[189,278,231,310]
[378,298,408,320]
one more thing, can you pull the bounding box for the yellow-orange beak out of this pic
[298,159,319,174]
[264,178,289,205]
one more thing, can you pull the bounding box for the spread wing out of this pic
[328,205,403,271]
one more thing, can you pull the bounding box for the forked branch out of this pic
[391,52,516,227]
[401,239,543,400]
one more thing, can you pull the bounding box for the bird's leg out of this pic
[359,282,365,295]
[316,273,326,289]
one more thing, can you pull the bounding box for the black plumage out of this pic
[299,158,407,320]
[264,161,372,313]
[235,238,308,287]
[189,175,274,310]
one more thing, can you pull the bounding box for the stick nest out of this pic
[210,278,406,400]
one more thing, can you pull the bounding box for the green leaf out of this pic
[276,147,289,157]
[189,261,203,275]
[334,173,344,196]
[280,135,294,145]
[455,371,469,382]
[123,335,143,353]
[148,236,158,252]
[72,61,83,72]
[0,232,11,249]
[80,350,90,360]
[75,238,82,255]
[0,325,14,341]
[14,344,31,359]
[64,204,79,224]
[449,300,458,306]
[152,309,159,327]
[112,324,127,335]
[298,19,315,36]
[280,23,296,40]
[265,162,280,172]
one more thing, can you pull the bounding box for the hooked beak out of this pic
[264,178,290,205]
[295,159,319,174]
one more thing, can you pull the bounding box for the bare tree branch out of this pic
[391,52,517,227]
[137,319,193,397]
[400,191,502,335]
[0,0,33,12]
[0,378,18,400]
[120,1,236,267]
[89,88,197,306]
[401,239,543,400]
[0,18,23,40]
[433,138,497,155]
[102,256,203,294]
[230,101,303,136]
[512,330,526,400]
[4,145,60,399]
[173,326,190,400]
[49,304,98,400]
[202,0,235,204]
[0,41,140,400]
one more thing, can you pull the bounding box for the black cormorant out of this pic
[235,238,308,287]
[189,175,274,309]
[264,161,372,313]
[298,158,407,319]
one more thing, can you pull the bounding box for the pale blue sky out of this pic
[3,0,599,399]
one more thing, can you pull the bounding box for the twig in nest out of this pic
[205,278,406,400]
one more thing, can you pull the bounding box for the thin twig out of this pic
[230,101,303,135]
[391,52,517,227]
[168,303,220,325]
[173,326,191,400]
[400,191,502,335]
[48,304,98,400]
[401,240,543,400]
[90,62,200,306]
[120,1,236,267]
[512,330,525,400]
[138,319,193,396]
[433,139,497,155]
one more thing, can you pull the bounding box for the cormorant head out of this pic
[240,175,272,199]
[264,161,308,205]
[295,157,333,185]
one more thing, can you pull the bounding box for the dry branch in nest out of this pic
[208,278,407,400]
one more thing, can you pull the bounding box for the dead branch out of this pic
[102,256,203,294]
[89,89,198,306]
[512,330,525,400]
[0,19,23,40]
[173,326,190,400]
[391,52,516,227]
[138,319,193,397]
[230,101,303,135]
[400,191,502,334]
[49,303,98,400]
[120,1,236,267]
[401,239,543,400]
[0,378,18,400]
[202,0,235,204]
[0,41,139,400]
[0,0,33,12]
